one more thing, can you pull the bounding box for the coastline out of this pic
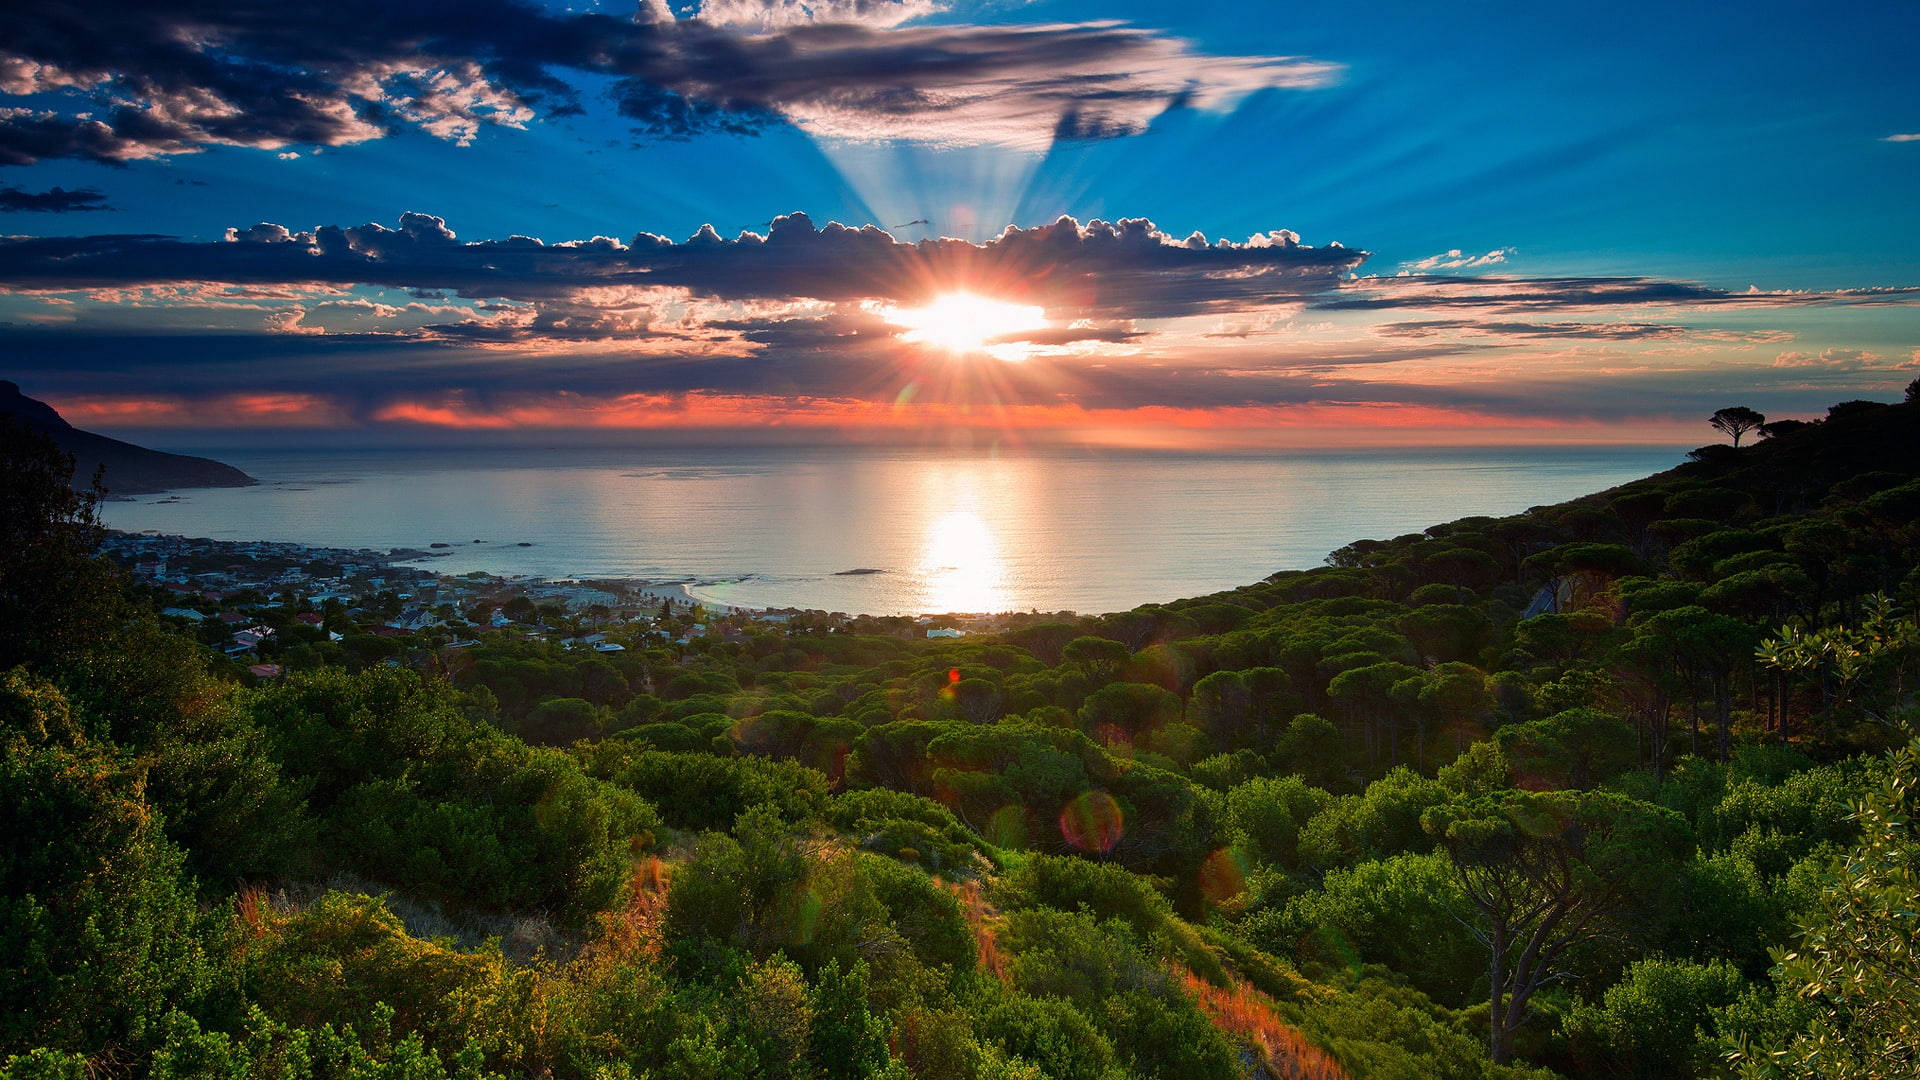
[107,528,751,618]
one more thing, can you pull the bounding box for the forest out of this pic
[3,390,1917,1080]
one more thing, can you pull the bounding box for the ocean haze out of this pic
[98,445,1688,615]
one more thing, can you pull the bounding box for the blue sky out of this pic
[0,0,1914,445]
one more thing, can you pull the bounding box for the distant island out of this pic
[0,380,256,495]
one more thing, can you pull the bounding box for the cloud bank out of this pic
[0,211,1368,322]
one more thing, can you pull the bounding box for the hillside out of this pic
[1,393,1916,1080]
[0,379,255,494]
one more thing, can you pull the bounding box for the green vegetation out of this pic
[3,396,1918,1079]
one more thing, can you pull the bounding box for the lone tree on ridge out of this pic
[1708,406,1766,447]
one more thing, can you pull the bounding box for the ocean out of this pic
[97,445,1687,615]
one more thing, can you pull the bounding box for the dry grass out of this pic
[1177,966,1350,1080]
[590,854,672,964]
[234,873,584,962]
[942,878,1009,984]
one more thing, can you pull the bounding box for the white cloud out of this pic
[1398,247,1514,274]
[696,0,945,30]
[1771,347,1883,369]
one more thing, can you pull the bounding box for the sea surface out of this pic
[99,445,1687,615]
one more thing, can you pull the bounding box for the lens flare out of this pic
[1059,789,1125,853]
[1198,846,1251,905]
[986,804,1028,849]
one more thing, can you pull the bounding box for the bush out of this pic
[1563,958,1743,1078]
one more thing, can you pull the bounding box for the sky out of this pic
[1,0,1915,449]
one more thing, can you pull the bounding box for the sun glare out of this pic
[921,508,1010,613]
[882,292,1049,356]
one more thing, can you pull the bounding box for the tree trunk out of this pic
[1488,926,1509,1065]
[1715,674,1732,761]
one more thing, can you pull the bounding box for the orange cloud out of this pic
[50,392,350,428]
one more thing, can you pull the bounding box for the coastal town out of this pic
[102,530,1018,681]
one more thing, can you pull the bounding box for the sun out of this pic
[880,292,1049,355]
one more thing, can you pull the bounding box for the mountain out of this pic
[0,380,256,495]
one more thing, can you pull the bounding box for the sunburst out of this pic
[880,292,1049,356]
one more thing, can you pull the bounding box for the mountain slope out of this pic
[0,380,255,495]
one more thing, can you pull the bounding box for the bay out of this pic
[98,445,1686,615]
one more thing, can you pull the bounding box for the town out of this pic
[103,530,1032,682]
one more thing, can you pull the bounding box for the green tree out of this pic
[1326,660,1421,767]
[0,671,214,1062]
[1062,637,1130,684]
[807,960,892,1080]
[1076,682,1182,743]
[1423,789,1692,1064]
[1186,668,1295,750]
[1729,738,1920,1079]
[1564,957,1744,1079]
[0,418,129,673]
[1494,708,1636,790]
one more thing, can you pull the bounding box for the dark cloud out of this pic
[1320,275,1920,314]
[0,1,1340,163]
[1375,319,1692,341]
[0,184,111,211]
[0,211,1370,320]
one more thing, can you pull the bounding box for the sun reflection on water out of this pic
[919,507,1011,613]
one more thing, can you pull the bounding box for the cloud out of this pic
[1376,318,1686,340]
[0,184,111,211]
[0,211,1370,323]
[1883,133,1920,143]
[1398,247,1514,274]
[695,0,945,31]
[0,1,1341,161]
[4,210,1913,441]
[1772,347,1885,370]
[1319,273,1920,314]
[49,390,350,428]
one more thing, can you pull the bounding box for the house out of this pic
[926,627,966,639]
[592,641,626,653]
[247,663,283,680]
[295,612,325,626]
[160,607,204,621]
